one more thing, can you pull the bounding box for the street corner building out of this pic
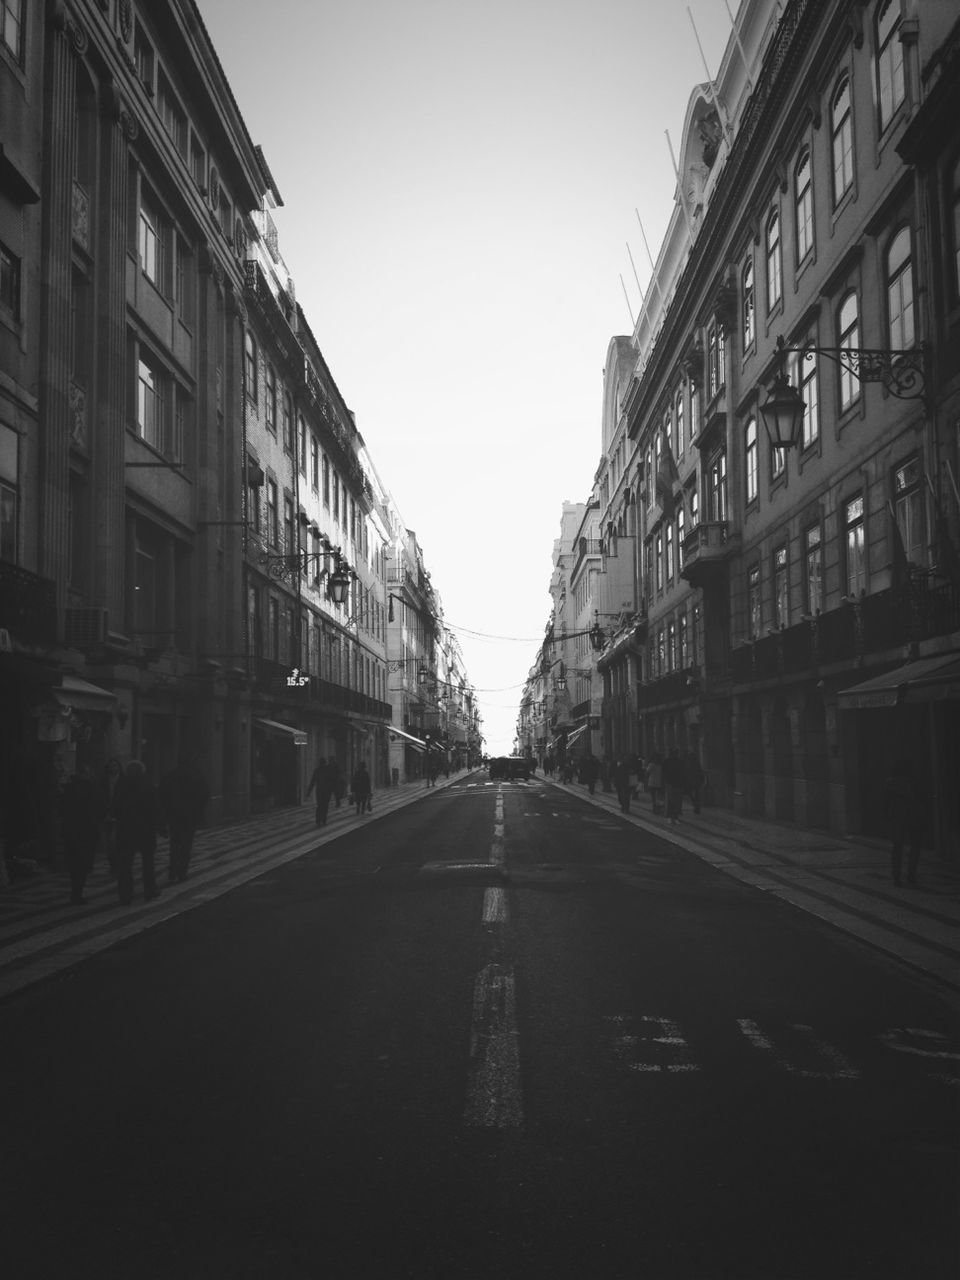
[0,0,482,833]
[518,0,960,864]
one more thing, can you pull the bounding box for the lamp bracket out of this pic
[777,337,927,401]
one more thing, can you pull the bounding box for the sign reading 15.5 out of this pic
[286,667,309,687]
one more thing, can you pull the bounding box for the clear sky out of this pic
[196,0,735,754]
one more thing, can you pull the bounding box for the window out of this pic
[655,532,663,592]
[745,417,758,504]
[266,479,279,548]
[1,0,22,60]
[265,365,277,435]
[667,620,677,672]
[742,258,755,348]
[190,136,206,189]
[333,473,340,523]
[137,355,163,452]
[283,496,294,557]
[656,628,665,677]
[788,345,819,449]
[893,456,924,566]
[0,240,20,320]
[298,415,306,475]
[838,291,860,410]
[243,331,257,402]
[134,25,154,91]
[322,454,331,507]
[771,438,786,481]
[707,321,724,398]
[690,488,699,526]
[709,450,727,523]
[247,468,262,535]
[844,494,866,596]
[282,391,293,453]
[138,189,163,287]
[174,235,194,326]
[773,545,788,628]
[831,77,854,204]
[0,421,18,563]
[679,613,688,666]
[766,208,782,312]
[795,150,813,263]
[886,227,914,350]
[748,565,761,637]
[805,525,823,615]
[675,389,684,459]
[876,0,904,131]
[689,384,698,445]
[157,72,187,155]
[665,408,673,459]
[677,506,685,569]
[665,523,675,583]
[311,435,319,490]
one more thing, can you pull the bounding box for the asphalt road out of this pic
[3,773,958,1279]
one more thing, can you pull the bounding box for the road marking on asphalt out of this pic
[737,1018,859,1079]
[464,963,523,1128]
[878,1027,960,1060]
[606,1015,700,1073]
[482,886,508,925]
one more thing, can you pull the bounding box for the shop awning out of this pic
[51,675,117,712]
[389,727,427,753]
[564,724,589,748]
[838,653,960,710]
[254,718,308,746]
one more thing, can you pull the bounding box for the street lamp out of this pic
[760,334,927,450]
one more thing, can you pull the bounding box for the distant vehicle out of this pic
[488,756,534,781]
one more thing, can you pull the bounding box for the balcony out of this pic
[680,521,737,588]
[0,563,58,648]
[636,665,698,710]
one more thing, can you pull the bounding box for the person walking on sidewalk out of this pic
[885,757,923,887]
[306,757,335,826]
[114,761,163,905]
[351,761,372,815]
[61,767,105,904]
[646,753,664,815]
[612,759,632,814]
[159,755,209,884]
[663,748,685,824]
[581,752,600,796]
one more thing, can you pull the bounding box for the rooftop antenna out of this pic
[635,209,667,311]
[619,274,636,329]
[723,0,755,92]
[665,128,694,240]
[626,241,646,303]
[687,5,733,142]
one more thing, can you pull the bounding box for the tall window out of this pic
[844,494,866,595]
[876,0,904,131]
[298,415,306,475]
[283,496,295,557]
[795,150,813,263]
[675,389,684,459]
[665,409,673,459]
[709,451,728,523]
[831,77,854,205]
[266,479,278,547]
[665,523,675,583]
[0,240,20,321]
[838,291,860,410]
[678,613,688,667]
[323,454,331,507]
[311,435,319,490]
[1,0,22,59]
[689,384,698,445]
[138,190,163,287]
[677,507,685,569]
[667,620,677,672]
[282,391,293,452]
[771,438,786,482]
[265,365,277,435]
[243,331,257,402]
[788,345,819,448]
[137,356,163,452]
[893,456,924,565]
[655,532,663,592]
[773,545,788,628]
[707,322,724,397]
[748,565,761,637]
[805,525,823,614]
[745,417,758,504]
[742,258,755,348]
[886,227,914,350]
[766,208,782,312]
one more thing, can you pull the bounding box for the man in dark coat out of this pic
[61,767,105,904]
[159,755,209,884]
[114,760,163,904]
[306,757,335,826]
[351,761,372,815]
[581,753,600,795]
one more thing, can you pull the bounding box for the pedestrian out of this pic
[612,759,632,814]
[351,761,372,815]
[159,754,209,884]
[114,760,163,905]
[582,753,600,795]
[100,757,124,874]
[663,748,685,824]
[885,758,922,886]
[61,767,105,904]
[306,756,335,826]
[646,753,664,814]
[684,751,705,815]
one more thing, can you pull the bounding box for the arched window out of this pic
[876,0,904,131]
[742,257,755,347]
[838,291,860,409]
[675,388,685,458]
[795,150,813,263]
[831,76,854,204]
[886,226,914,350]
[745,417,758,504]
[766,208,782,312]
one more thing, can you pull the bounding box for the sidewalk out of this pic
[548,776,960,996]
[0,773,463,1001]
